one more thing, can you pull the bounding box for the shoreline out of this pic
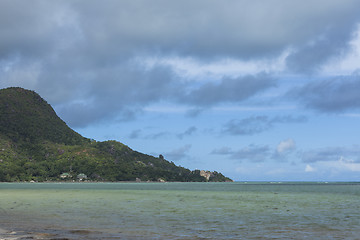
[0,225,123,240]
[0,227,102,240]
[0,228,34,240]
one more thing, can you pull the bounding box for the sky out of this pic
[1,0,360,181]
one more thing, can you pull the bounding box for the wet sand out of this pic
[0,227,104,240]
[2,229,102,240]
[0,223,124,240]
[0,228,40,240]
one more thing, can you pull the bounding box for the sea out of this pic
[0,182,359,240]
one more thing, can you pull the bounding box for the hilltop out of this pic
[0,87,232,182]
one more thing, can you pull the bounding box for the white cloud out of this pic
[322,24,360,75]
[303,158,360,179]
[138,50,290,80]
[301,146,360,163]
[305,164,316,172]
[330,157,360,172]
[277,138,296,154]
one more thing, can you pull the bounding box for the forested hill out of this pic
[0,87,86,145]
[0,87,232,182]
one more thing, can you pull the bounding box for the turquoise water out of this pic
[0,182,359,239]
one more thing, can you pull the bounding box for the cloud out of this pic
[68,0,360,61]
[181,73,276,106]
[223,116,271,135]
[213,140,296,163]
[1,0,360,64]
[222,115,307,135]
[128,126,197,140]
[285,27,356,73]
[211,147,233,155]
[51,64,177,127]
[272,138,296,161]
[283,2,360,73]
[311,158,360,177]
[0,1,79,59]
[145,131,170,140]
[128,129,142,139]
[177,126,197,139]
[336,158,360,172]
[164,144,192,161]
[232,145,270,162]
[301,146,360,163]
[143,54,288,80]
[1,0,360,128]
[277,139,296,154]
[212,144,270,163]
[129,126,197,140]
[322,25,360,75]
[289,73,360,112]
[305,164,316,172]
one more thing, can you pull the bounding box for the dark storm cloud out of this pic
[212,145,270,163]
[289,73,360,112]
[222,115,307,136]
[301,146,360,163]
[1,0,360,127]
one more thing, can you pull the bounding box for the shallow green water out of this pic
[0,182,359,239]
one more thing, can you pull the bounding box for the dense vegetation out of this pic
[0,87,232,182]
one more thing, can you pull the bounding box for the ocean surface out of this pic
[0,182,359,239]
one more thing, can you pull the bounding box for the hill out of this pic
[0,87,232,182]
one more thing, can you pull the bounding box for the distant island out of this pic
[0,87,232,182]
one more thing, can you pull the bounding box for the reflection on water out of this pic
[0,182,360,239]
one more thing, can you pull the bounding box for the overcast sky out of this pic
[1,0,360,181]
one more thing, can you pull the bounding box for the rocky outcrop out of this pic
[200,170,212,181]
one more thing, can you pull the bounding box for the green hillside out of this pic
[0,87,86,145]
[0,87,232,182]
